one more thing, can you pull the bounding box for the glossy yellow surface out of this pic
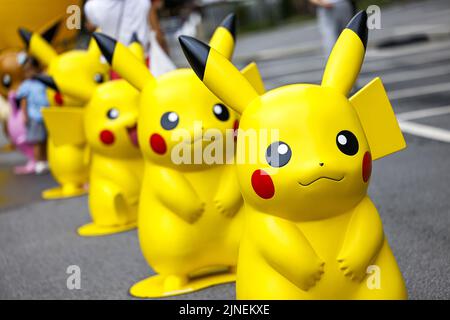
[97,16,265,297]
[42,40,144,236]
[183,12,407,299]
[23,30,109,199]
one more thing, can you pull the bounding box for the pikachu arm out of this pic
[213,165,243,218]
[90,178,133,224]
[337,196,385,281]
[153,167,205,224]
[251,213,324,291]
[91,160,139,205]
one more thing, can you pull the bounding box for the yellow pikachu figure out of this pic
[181,11,408,299]
[94,14,265,298]
[19,28,109,199]
[35,37,145,236]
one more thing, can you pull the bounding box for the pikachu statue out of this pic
[1,22,58,170]
[35,37,145,236]
[19,27,109,199]
[180,11,408,299]
[93,14,265,297]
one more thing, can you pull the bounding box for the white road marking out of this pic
[263,44,450,80]
[366,38,450,58]
[397,105,450,121]
[399,121,450,143]
[274,61,450,86]
[389,82,450,100]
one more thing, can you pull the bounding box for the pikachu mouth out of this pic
[298,175,344,187]
[126,124,139,147]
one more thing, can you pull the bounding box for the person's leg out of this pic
[34,143,44,161]
[317,6,340,56]
[27,120,48,174]
[336,1,355,34]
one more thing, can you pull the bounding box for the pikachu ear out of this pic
[322,11,368,96]
[34,74,93,103]
[209,13,236,60]
[87,34,103,60]
[180,36,259,115]
[18,28,57,66]
[42,107,86,147]
[93,32,154,91]
[350,77,406,160]
[33,74,59,92]
[127,32,146,63]
[241,62,265,95]
[40,20,61,43]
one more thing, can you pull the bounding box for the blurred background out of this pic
[0,0,449,300]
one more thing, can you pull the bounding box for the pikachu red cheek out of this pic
[362,152,372,182]
[54,92,64,106]
[150,133,167,155]
[233,120,239,141]
[251,169,275,199]
[100,130,115,145]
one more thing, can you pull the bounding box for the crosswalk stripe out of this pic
[389,82,450,100]
[397,105,450,120]
[399,121,450,143]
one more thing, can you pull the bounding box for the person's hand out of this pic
[151,0,164,10]
[309,0,334,8]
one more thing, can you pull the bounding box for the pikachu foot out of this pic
[0,143,15,152]
[77,221,137,237]
[42,185,87,200]
[129,267,236,298]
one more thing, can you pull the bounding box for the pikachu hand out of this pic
[213,195,242,218]
[177,199,205,224]
[337,252,369,282]
[294,258,325,291]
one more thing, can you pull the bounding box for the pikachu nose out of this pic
[319,162,324,167]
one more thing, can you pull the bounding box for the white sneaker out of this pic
[35,161,49,174]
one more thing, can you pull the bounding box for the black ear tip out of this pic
[179,36,210,80]
[18,28,32,47]
[346,10,368,49]
[130,32,141,44]
[42,20,61,43]
[92,32,116,64]
[221,13,236,40]
[33,74,59,91]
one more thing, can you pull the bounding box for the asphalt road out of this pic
[0,0,449,299]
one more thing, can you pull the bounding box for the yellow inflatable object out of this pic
[180,11,408,299]
[36,38,145,236]
[19,28,109,199]
[94,14,264,298]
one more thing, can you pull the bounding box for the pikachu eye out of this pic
[2,74,12,88]
[94,73,104,84]
[336,130,359,156]
[213,103,229,121]
[161,111,179,130]
[107,108,119,119]
[266,141,292,168]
